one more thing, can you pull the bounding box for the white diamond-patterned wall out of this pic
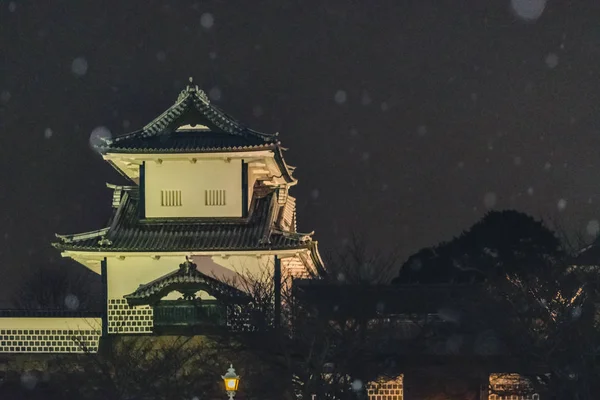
[107,298,153,334]
[0,318,101,353]
[367,376,403,400]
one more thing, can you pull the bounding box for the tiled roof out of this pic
[53,189,313,253]
[124,260,250,306]
[95,82,278,154]
[101,130,276,154]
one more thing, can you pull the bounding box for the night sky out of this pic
[1,0,600,303]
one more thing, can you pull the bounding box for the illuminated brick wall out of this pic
[367,376,403,400]
[0,317,101,353]
[107,298,153,334]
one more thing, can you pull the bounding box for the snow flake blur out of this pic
[510,0,547,22]
[586,220,600,237]
[64,294,80,310]
[71,57,89,76]
[89,126,112,152]
[156,51,166,62]
[557,198,567,211]
[351,379,363,391]
[484,192,497,209]
[209,86,222,101]
[0,90,10,104]
[334,90,347,104]
[360,91,372,106]
[545,53,559,69]
[513,156,522,166]
[252,105,263,117]
[8,2,16,12]
[20,371,38,390]
[200,13,214,29]
[44,128,53,139]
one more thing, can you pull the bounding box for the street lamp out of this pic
[222,364,240,400]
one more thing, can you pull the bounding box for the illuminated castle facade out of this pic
[0,80,323,354]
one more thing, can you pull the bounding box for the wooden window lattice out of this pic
[160,190,182,207]
[205,189,226,206]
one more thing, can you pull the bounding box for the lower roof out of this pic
[53,189,315,254]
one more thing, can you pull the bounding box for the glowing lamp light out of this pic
[222,364,240,399]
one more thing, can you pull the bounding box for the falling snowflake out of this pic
[557,198,567,211]
[8,2,16,12]
[123,120,131,129]
[409,258,423,271]
[470,92,478,101]
[381,183,388,191]
[200,13,214,29]
[44,128,53,139]
[571,306,582,320]
[89,126,112,151]
[545,53,559,69]
[484,192,497,209]
[0,90,10,104]
[586,220,600,237]
[380,102,389,112]
[510,0,547,22]
[513,156,522,166]
[360,91,372,106]
[64,294,80,310]
[156,51,166,62]
[252,105,263,117]
[209,51,217,60]
[361,152,370,162]
[417,125,427,136]
[445,335,464,354]
[349,127,358,136]
[474,330,500,355]
[310,189,320,200]
[527,187,534,196]
[544,162,552,171]
[334,90,347,104]
[438,307,461,323]
[209,86,222,101]
[457,161,465,169]
[337,273,345,282]
[351,379,363,392]
[71,57,88,76]
[20,371,38,390]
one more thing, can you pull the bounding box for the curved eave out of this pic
[52,242,311,253]
[273,145,296,184]
[97,143,277,155]
[308,241,326,277]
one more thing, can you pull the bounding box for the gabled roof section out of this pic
[95,78,279,154]
[53,187,315,253]
[124,259,251,306]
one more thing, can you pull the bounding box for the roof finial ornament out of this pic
[189,77,193,84]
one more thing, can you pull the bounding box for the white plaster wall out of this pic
[145,159,242,218]
[247,166,258,208]
[106,254,276,300]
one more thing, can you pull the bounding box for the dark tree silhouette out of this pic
[393,210,565,284]
[11,262,101,311]
[393,209,600,399]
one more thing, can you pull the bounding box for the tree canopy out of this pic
[393,210,565,284]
